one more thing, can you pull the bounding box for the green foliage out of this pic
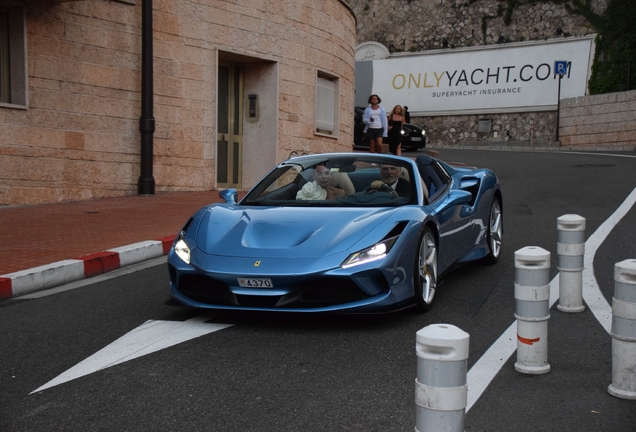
[567,0,636,94]
[476,0,636,94]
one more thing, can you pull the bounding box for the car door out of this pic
[423,162,477,272]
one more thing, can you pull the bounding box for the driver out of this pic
[369,164,411,198]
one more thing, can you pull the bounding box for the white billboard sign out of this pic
[355,36,596,116]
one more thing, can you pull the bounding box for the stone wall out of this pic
[350,0,605,53]
[559,90,636,148]
[413,111,557,146]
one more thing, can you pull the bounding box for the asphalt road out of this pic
[2,148,636,431]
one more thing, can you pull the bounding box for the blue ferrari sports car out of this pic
[168,153,502,313]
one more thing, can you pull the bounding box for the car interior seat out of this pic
[329,171,355,196]
[415,155,444,200]
[399,167,409,182]
[400,166,429,200]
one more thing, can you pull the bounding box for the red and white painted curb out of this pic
[0,235,175,301]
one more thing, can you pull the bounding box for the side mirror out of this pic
[220,188,238,204]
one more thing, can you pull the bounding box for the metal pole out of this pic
[530,121,534,147]
[555,74,562,143]
[415,324,469,432]
[514,246,551,375]
[556,214,586,313]
[608,259,636,400]
[138,0,155,195]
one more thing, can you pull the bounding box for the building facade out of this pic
[0,0,357,205]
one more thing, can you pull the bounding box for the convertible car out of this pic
[167,153,503,313]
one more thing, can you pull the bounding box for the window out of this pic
[315,72,339,136]
[0,6,26,108]
[0,8,10,103]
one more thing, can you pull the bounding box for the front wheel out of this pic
[414,227,438,312]
[484,198,503,264]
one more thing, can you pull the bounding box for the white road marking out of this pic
[466,186,636,412]
[580,186,636,333]
[31,312,232,394]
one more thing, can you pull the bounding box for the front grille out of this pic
[274,278,373,308]
[235,295,281,308]
[177,274,376,309]
[299,280,369,303]
[178,274,232,304]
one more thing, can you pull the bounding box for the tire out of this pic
[414,227,438,312]
[484,198,503,264]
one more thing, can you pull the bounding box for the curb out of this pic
[0,235,176,301]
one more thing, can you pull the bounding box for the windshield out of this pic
[240,155,417,207]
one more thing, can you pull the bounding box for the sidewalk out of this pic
[0,190,240,300]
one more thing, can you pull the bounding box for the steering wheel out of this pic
[363,182,399,197]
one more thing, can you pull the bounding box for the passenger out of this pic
[296,164,345,200]
[369,164,411,198]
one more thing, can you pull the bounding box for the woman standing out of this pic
[362,94,387,153]
[387,105,405,155]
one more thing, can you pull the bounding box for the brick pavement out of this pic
[0,190,243,275]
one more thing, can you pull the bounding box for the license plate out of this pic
[410,137,422,141]
[237,278,274,288]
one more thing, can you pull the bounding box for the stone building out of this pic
[0,0,356,205]
[348,0,609,146]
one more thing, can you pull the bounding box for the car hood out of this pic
[403,123,422,132]
[195,205,398,258]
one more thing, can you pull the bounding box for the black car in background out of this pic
[353,107,427,152]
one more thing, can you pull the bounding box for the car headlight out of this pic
[401,129,405,135]
[341,236,398,269]
[421,130,426,135]
[174,238,191,264]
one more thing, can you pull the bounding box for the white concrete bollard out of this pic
[514,247,551,375]
[608,259,636,400]
[415,324,469,432]
[556,214,586,313]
